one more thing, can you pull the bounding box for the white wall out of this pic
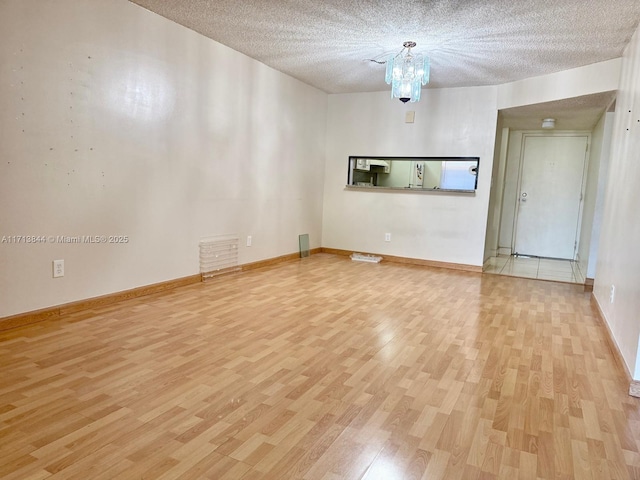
[0,0,327,318]
[484,124,508,259]
[322,87,498,267]
[577,111,614,279]
[498,131,524,251]
[497,59,622,110]
[586,113,614,278]
[577,114,604,277]
[593,25,640,381]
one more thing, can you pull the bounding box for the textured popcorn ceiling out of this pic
[130,0,640,94]
[129,0,639,128]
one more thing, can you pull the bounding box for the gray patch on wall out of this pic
[299,234,310,258]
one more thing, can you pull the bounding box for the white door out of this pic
[514,135,588,259]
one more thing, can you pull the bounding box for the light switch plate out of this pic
[405,111,415,123]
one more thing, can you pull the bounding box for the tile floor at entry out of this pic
[483,255,585,284]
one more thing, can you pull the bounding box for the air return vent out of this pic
[199,235,239,280]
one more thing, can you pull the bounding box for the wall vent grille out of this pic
[199,235,239,279]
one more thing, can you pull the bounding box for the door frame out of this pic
[511,132,591,259]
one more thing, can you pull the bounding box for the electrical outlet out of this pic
[385,233,391,242]
[246,235,252,247]
[610,285,615,303]
[53,259,64,278]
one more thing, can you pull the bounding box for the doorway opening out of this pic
[482,95,616,285]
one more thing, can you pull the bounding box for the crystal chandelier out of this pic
[385,41,430,103]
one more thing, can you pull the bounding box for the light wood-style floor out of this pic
[1,254,639,480]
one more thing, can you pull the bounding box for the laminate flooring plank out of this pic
[0,254,638,479]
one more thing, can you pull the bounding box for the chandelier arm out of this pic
[368,46,408,65]
[393,47,407,60]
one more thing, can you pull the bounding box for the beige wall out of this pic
[377,160,411,188]
[593,24,640,380]
[0,0,327,318]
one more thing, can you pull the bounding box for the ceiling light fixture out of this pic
[541,118,556,129]
[385,41,430,103]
